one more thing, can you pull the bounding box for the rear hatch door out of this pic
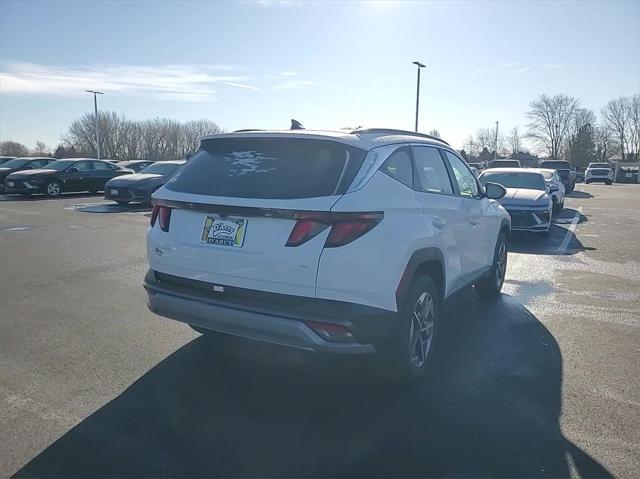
[149,136,366,298]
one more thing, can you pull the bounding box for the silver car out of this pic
[534,168,565,212]
[479,168,554,237]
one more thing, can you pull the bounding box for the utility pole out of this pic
[85,90,104,159]
[494,121,499,160]
[412,61,426,132]
[554,123,559,160]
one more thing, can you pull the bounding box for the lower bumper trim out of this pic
[145,287,376,355]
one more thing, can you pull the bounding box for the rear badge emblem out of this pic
[213,285,224,293]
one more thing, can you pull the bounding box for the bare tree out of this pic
[601,97,631,161]
[628,94,640,161]
[508,127,522,156]
[180,119,223,157]
[32,140,50,156]
[594,124,617,162]
[526,94,580,159]
[0,141,30,157]
[427,129,441,138]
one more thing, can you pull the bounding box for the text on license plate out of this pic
[110,189,118,196]
[7,182,14,187]
[200,216,247,247]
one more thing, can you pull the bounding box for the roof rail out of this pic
[351,128,449,146]
[232,129,265,133]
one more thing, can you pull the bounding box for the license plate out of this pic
[110,189,118,196]
[7,182,14,188]
[200,216,247,248]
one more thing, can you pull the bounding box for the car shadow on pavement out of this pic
[0,192,101,202]
[14,289,612,478]
[565,190,594,199]
[72,202,152,213]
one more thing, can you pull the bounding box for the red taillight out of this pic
[325,214,382,248]
[285,212,382,248]
[285,219,329,247]
[151,205,171,232]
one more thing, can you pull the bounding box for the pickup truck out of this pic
[539,160,576,192]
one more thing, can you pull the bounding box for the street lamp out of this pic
[412,61,426,132]
[85,90,104,159]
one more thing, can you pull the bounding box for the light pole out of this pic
[554,123,559,160]
[85,90,104,159]
[494,121,499,160]
[412,61,426,132]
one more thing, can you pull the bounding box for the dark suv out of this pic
[539,160,576,192]
[4,158,131,197]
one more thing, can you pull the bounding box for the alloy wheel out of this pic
[408,291,435,368]
[496,241,507,287]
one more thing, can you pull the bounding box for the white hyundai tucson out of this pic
[144,128,511,380]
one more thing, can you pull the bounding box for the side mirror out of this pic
[485,182,507,200]
[549,184,559,192]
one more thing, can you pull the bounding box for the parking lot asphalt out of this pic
[1,184,638,478]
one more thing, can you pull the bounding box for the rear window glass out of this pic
[540,161,571,169]
[166,137,367,199]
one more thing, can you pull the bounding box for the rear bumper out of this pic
[143,270,395,354]
[4,180,43,194]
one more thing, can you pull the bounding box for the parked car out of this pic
[468,162,484,171]
[535,168,565,212]
[490,159,521,168]
[118,160,155,173]
[0,157,56,193]
[4,158,132,197]
[144,128,511,381]
[104,160,185,205]
[539,160,576,192]
[0,156,16,166]
[585,162,614,184]
[479,168,553,236]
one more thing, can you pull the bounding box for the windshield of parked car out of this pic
[480,171,546,190]
[140,162,182,175]
[541,161,571,169]
[589,163,611,168]
[1,158,30,168]
[44,160,77,171]
[539,171,555,180]
[167,138,367,199]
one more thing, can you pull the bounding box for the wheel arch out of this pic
[396,248,445,310]
[500,218,511,239]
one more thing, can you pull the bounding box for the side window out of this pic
[443,151,479,198]
[75,161,94,172]
[379,147,413,188]
[31,160,46,168]
[412,146,453,194]
[92,161,112,170]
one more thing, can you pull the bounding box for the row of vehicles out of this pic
[0,157,185,203]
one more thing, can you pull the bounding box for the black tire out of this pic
[44,180,62,198]
[475,232,508,299]
[383,275,441,382]
[585,179,591,184]
[606,180,612,185]
[115,200,130,206]
[552,198,559,213]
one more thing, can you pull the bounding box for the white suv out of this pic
[585,162,614,184]
[144,129,511,380]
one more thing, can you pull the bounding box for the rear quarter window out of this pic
[166,137,367,199]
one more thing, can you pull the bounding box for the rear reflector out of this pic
[306,321,355,343]
[151,205,171,232]
[285,212,383,248]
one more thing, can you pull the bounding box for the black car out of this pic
[0,156,16,166]
[104,160,186,205]
[4,158,132,197]
[0,157,56,193]
[118,160,155,173]
[490,159,521,168]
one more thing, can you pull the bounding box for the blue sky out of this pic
[1,0,638,151]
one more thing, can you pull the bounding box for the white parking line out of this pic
[557,207,583,253]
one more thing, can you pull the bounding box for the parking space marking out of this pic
[557,207,583,253]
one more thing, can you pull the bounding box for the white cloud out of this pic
[518,66,530,73]
[0,62,258,101]
[279,71,301,77]
[272,79,315,90]
[543,63,564,70]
